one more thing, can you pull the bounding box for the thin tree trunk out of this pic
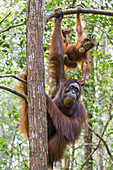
[84,55,95,170]
[84,113,93,170]
[97,78,103,170]
[71,144,75,169]
[26,0,48,169]
[83,24,95,170]
[97,116,103,170]
[97,36,106,170]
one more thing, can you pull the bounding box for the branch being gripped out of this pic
[45,8,113,24]
[0,85,27,101]
[0,74,26,83]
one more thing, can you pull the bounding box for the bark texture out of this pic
[26,0,48,169]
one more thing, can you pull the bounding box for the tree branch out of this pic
[0,22,24,34]
[80,102,112,169]
[10,10,23,25]
[45,8,113,24]
[0,85,28,101]
[86,122,113,161]
[13,145,29,168]
[0,9,24,34]
[0,12,11,24]
[0,74,26,83]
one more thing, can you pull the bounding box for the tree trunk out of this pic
[97,36,106,170]
[97,116,103,170]
[97,78,103,170]
[84,113,93,170]
[84,54,94,170]
[26,0,48,169]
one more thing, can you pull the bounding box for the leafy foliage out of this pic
[0,0,113,169]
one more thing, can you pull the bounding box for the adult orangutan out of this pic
[19,8,86,168]
[47,8,87,167]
